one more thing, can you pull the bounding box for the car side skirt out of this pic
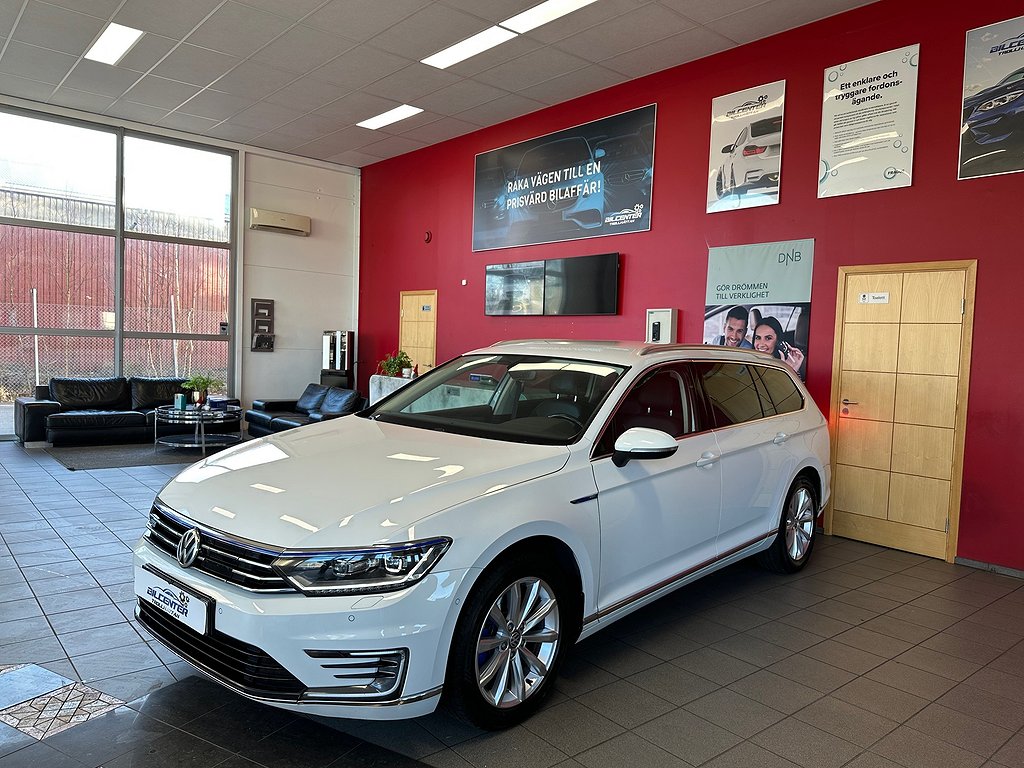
[578,531,775,641]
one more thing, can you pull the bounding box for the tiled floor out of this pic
[1,440,1023,768]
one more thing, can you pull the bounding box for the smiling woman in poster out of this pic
[753,316,805,376]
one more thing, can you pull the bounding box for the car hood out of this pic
[157,416,570,550]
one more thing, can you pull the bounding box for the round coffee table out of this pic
[154,405,243,455]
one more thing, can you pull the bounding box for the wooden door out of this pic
[399,290,437,373]
[827,261,976,561]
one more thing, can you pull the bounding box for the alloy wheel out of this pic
[474,577,560,709]
[785,486,815,561]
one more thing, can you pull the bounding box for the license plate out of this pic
[136,567,209,635]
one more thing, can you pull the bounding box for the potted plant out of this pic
[182,373,225,407]
[377,350,413,378]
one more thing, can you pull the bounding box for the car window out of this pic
[750,116,782,138]
[368,354,626,445]
[595,365,697,456]
[755,366,803,415]
[695,362,764,427]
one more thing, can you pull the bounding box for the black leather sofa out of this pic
[245,383,364,438]
[14,376,239,446]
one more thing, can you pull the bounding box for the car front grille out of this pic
[146,504,291,592]
[138,600,305,701]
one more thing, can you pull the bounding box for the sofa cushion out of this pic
[294,384,329,415]
[130,377,187,410]
[49,377,131,411]
[245,409,292,430]
[47,410,147,430]
[271,415,314,431]
[319,387,361,416]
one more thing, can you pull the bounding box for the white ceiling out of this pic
[0,0,876,167]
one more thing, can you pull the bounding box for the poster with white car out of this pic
[960,14,1024,180]
[707,80,785,213]
[818,44,920,198]
[472,105,655,251]
[704,239,814,381]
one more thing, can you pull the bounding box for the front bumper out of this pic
[133,540,471,719]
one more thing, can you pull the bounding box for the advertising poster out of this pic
[960,14,1024,180]
[707,80,786,213]
[704,239,814,381]
[818,45,920,198]
[473,105,655,251]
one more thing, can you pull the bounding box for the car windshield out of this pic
[517,139,592,175]
[750,116,782,138]
[998,68,1024,86]
[364,354,627,445]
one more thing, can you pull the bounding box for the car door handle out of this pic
[772,432,788,445]
[695,451,719,468]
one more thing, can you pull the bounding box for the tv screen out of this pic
[544,253,619,315]
[484,253,619,316]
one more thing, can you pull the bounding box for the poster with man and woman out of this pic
[703,239,814,381]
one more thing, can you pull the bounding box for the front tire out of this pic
[445,556,575,729]
[758,476,817,573]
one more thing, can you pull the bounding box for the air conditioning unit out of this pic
[248,207,311,236]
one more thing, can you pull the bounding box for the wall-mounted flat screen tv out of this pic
[484,253,619,316]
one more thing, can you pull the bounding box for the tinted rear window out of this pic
[755,366,803,415]
[696,362,763,427]
[750,116,782,138]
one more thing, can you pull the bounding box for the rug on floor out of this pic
[43,443,224,471]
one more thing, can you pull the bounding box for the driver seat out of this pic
[534,371,588,421]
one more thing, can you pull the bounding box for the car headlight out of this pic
[979,90,1024,111]
[272,537,451,596]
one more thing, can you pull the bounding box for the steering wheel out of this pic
[546,413,583,429]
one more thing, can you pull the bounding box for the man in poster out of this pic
[711,305,754,348]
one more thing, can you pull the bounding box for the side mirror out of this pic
[721,144,734,154]
[594,147,606,159]
[611,427,678,467]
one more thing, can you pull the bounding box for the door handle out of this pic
[841,399,858,405]
[772,432,788,445]
[695,451,719,468]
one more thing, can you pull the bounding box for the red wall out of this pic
[360,0,1024,571]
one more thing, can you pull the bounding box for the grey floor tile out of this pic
[88,666,179,703]
[803,639,886,675]
[894,646,982,682]
[554,657,617,698]
[872,725,985,768]
[634,708,741,765]
[327,741,426,768]
[101,727,234,768]
[320,713,446,759]
[698,604,770,632]
[711,633,790,668]
[807,599,878,626]
[937,683,1024,731]
[453,725,568,768]
[685,688,785,738]
[865,660,957,700]
[776,609,853,639]
[701,740,800,768]
[834,627,915,660]
[834,590,902,615]
[759,586,825,610]
[71,642,162,683]
[524,699,624,756]
[0,635,67,665]
[0,599,41,623]
[126,674,243,726]
[841,754,904,768]
[48,603,129,634]
[860,615,938,645]
[627,661,718,706]
[673,647,758,686]
[746,621,821,652]
[0,741,84,768]
[576,679,674,729]
[58,621,141,657]
[575,731,690,768]
[620,626,700,661]
[992,732,1024,768]
[766,654,856,693]
[237,716,362,768]
[0,663,72,708]
[579,638,662,678]
[793,695,898,748]
[44,705,172,765]
[906,703,1013,758]
[944,620,1022,652]
[910,594,983,619]
[0,616,53,646]
[751,717,862,768]
[417,710,487,748]
[886,604,958,631]
[727,670,821,715]
[0,721,34,760]
[35,586,113,615]
[832,678,929,723]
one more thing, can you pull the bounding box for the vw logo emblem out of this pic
[176,528,201,568]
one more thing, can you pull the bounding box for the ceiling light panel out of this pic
[421,26,517,69]
[357,104,424,130]
[501,0,600,34]
[84,23,144,66]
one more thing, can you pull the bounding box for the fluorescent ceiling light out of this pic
[84,23,144,65]
[421,26,517,69]
[356,104,424,130]
[502,0,600,34]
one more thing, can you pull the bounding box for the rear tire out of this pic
[758,476,817,573]
[444,555,576,729]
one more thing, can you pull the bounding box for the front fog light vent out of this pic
[303,648,407,700]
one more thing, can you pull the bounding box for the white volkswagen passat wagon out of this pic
[134,341,830,729]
